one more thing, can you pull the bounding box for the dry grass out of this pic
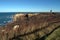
[0,13,60,40]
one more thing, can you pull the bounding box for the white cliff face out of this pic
[13,14,26,21]
[1,30,5,32]
[13,13,38,21]
[13,25,19,31]
[28,14,38,17]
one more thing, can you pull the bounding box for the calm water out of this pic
[0,12,16,26]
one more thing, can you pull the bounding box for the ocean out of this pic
[0,12,16,26]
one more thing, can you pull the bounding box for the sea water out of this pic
[0,12,16,26]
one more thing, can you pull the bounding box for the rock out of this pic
[0,13,60,40]
[13,14,26,21]
[13,25,19,33]
[28,14,38,17]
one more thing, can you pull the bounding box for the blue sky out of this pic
[0,0,60,12]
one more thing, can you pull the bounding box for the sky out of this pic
[0,0,60,12]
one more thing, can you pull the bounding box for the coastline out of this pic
[0,12,60,40]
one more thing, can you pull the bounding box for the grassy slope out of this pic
[45,27,60,40]
[0,13,60,40]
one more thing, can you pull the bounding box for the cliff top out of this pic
[0,13,60,40]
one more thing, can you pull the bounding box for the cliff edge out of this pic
[0,13,60,40]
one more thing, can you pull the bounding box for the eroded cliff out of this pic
[0,13,60,40]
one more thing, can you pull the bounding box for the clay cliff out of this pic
[0,13,60,40]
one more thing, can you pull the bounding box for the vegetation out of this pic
[0,13,60,40]
[45,27,60,40]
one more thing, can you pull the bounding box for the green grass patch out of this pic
[45,27,60,40]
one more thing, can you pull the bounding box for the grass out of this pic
[45,27,60,40]
[0,13,60,40]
